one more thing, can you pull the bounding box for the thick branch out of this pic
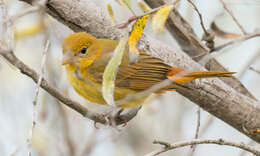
[19,0,260,143]
[144,0,256,100]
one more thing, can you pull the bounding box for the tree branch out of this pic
[0,49,138,125]
[144,0,256,100]
[145,139,260,156]
[18,0,260,143]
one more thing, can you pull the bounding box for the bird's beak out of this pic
[62,52,74,65]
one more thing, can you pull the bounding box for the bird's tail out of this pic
[167,66,235,84]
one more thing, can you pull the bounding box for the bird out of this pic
[61,32,234,108]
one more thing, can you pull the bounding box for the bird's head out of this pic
[62,32,102,70]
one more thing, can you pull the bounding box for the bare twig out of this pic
[28,40,50,156]
[210,22,242,39]
[239,140,256,156]
[144,0,255,100]
[26,1,49,154]
[194,107,201,140]
[186,0,209,36]
[249,67,260,75]
[199,115,214,136]
[187,0,215,49]
[219,0,247,35]
[45,57,75,155]
[188,107,201,156]
[0,0,13,49]
[2,6,39,25]
[145,139,260,156]
[32,40,50,108]
[79,130,97,156]
[0,48,138,125]
[212,32,260,52]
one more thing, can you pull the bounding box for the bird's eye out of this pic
[80,47,87,54]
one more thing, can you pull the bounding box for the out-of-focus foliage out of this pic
[14,22,44,39]
[106,3,116,25]
[137,0,151,12]
[151,5,173,33]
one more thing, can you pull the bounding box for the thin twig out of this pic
[0,0,13,49]
[199,32,260,66]
[199,115,214,136]
[239,140,256,156]
[249,67,260,75]
[28,40,50,156]
[27,1,49,154]
[2,6,39,25]
[0,48,138,125]
[188,107,201,156]
[32,41,50,105]
[145,139,260,156]
[79,130,97,156]
[59,104,75,156]
[236,51,260,78]
[212,32,260,52]
[45,53,75,156]
[219,0,247,35]
[187,0,215,50]
[144,0,255,100]
[186,0,209,36]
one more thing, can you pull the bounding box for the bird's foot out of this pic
[104,107,127,130]
[93,107,129,130]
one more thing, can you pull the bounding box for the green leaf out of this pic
[102,35,128,106]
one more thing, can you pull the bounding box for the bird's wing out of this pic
[115,52,171,91]
[87,42,172,91]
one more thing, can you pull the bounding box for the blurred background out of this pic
[1,0,260,155]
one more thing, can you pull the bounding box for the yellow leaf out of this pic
[137,0,151,12]
[106,3,116,26]
[14,23,44,39]
[102,35,128,106]
[117,0,132,10]
[151,5,173,33]
[128,14,149,53]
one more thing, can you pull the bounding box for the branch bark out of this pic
[144,0,256,100]
[18,0,260,143]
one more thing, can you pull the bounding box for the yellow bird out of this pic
[62,32,234,108]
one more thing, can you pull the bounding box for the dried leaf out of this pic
[106,3,116,25]
[211,22,242,39]
[102,35,128,106]
[151,5,173,33]
[128,15,149,53]
[137,0,151,12]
